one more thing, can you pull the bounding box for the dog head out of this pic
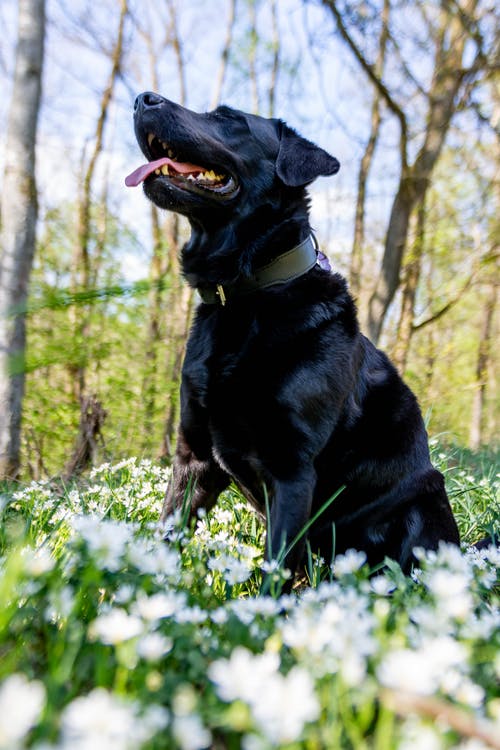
[126,92,339,224]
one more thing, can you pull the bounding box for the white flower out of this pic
[224,558,252,585]
[242,734,267,750]
[426,569,473,620]
[462,610,500,640]
[229,596,281,625]
[378,637,467,696]
[280,596,376,682]
[208,556,226,573]
[175,606,207,624]
[114,584,136,604]
[89,608,143,645]
[260,559,291,579]
[370,575,394,596]
[45,585,74,623]
[483,545,500,567]
[454,678,485,708]
[209,647,280,704]
[378,648,437,695]
[210,608,229,625]
[209,649,319,744]
[435,542,471,572]
[211,508,234,525]
[172,714,211,750]
[340,651,368,687]
[249,667,319,744]
[22,546,55,576]
[59,688,159,750]
[332,549,367,576]
[132,591,186,621]
[137,633,173,661]
[142,704,170,734]
[281,600,342,654]
[0,674,45,748]
[426,569,470,598]
[207,553,253,584]
[127,538,180,577]
[71,516,132,571]
[453,741,492,750]
[399,718,444,750]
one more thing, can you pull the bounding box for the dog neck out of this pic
[181,192,314,287]
[196,234,324,306]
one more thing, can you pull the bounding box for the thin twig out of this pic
[382,689,500,750]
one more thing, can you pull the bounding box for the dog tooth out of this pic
[161,141,168,150]
[168,149,174,158]
[148,133,155,147]
[154,169,160,175]
[161,165,169,175]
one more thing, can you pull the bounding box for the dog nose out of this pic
[134,91,165,112]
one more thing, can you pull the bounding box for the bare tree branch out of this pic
[268,0,280,117]
[210,0,237,109]
[320,0,409,171]
[413,250,499,331]
[165,0,186,105]
[248,0,259,113]
[382,689,500,750]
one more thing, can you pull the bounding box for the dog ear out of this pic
[276,123,340,187]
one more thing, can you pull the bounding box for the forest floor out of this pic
[0,444,499,749]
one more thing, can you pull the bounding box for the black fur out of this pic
[130,92,460,583]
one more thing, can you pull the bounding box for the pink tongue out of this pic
[125,156,205,187]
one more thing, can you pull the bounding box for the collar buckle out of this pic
[216,284,227,306]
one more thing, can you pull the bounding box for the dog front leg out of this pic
[265,474,314,589]
[161,428,230,524]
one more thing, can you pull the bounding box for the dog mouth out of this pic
[125,132,239,199]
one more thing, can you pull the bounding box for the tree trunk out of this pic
[142,206,170,447]
[367,4,475,342]
[160,280,195,459]
[392,196,426,373]
[0,0,45,480]
[71,0,127,402]
[469,279,497,450]
[158,215,194,460]
[63,395,107,480]
[350,0,389,302]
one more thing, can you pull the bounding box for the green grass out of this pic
[0,447,498,750]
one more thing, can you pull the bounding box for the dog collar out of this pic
[197,234,329,306]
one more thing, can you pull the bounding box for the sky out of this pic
[1,0,484,284]
[0,0,398,279]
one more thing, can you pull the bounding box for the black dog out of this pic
[126,92,460,582]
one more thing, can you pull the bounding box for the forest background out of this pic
[0,0,498,482]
